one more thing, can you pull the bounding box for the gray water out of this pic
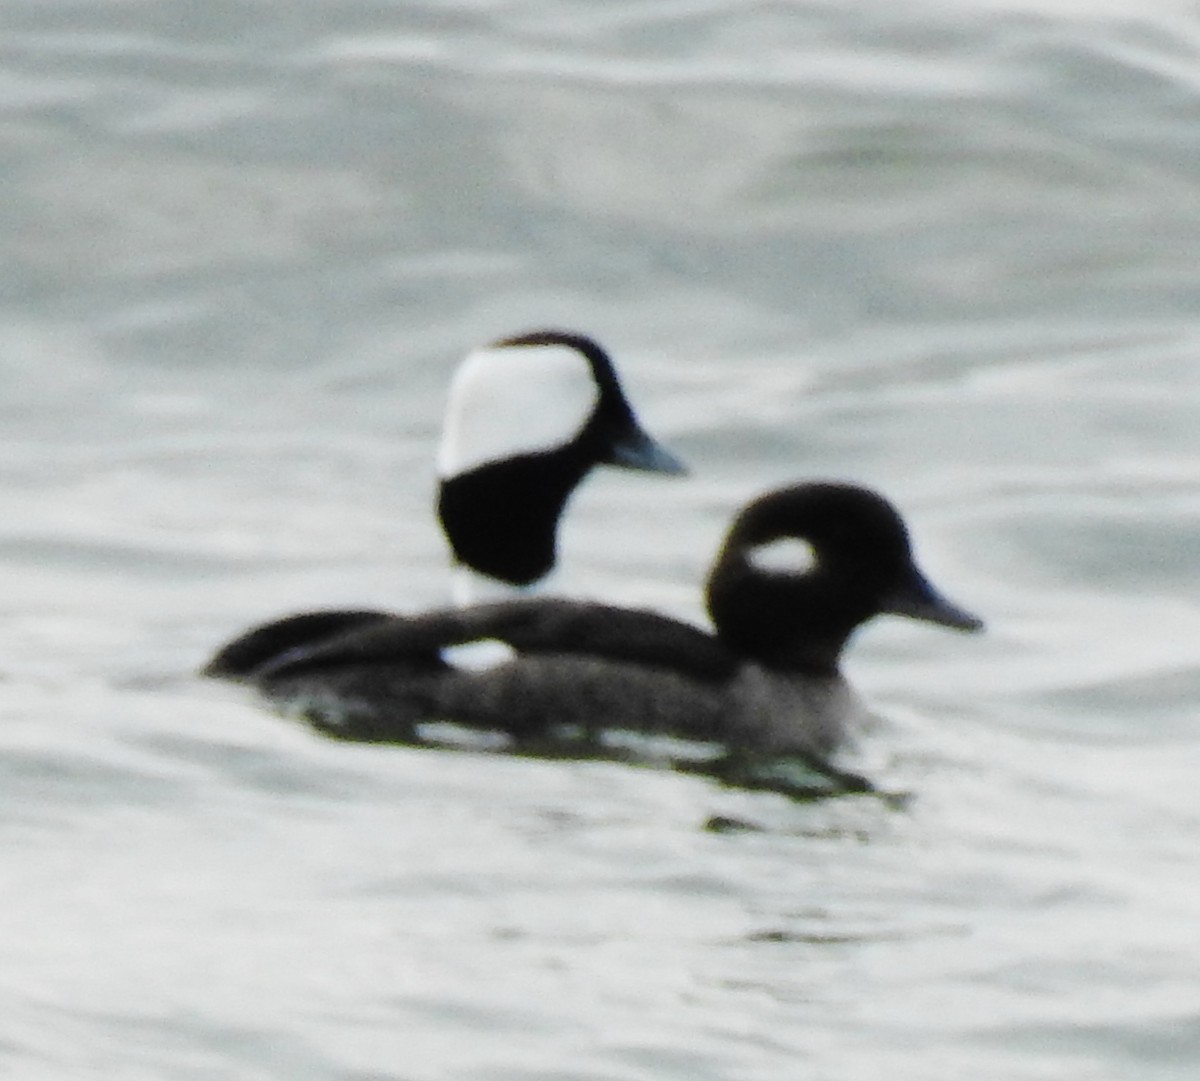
[4,1,1200,1077]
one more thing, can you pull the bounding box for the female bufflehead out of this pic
[222,482,983,769]
[205,330,686,679]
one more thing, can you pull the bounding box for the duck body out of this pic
[224,596,858,760]
[215,483,982,766]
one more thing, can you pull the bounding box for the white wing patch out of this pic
[440,637,518,672]
[437,342,599,478]
[746,536,818,576]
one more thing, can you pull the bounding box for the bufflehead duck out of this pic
[221,483,983,772]
[436,329,687,603]
[204,330,686,679]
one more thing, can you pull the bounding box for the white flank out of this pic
[746,536,818,576]
[440,637,518,672]
[451,565,546,607]
[436,342,600,478]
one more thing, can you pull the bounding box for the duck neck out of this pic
[437,445,591,589]
[705,561,866,677]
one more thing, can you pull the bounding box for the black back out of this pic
[202,609,396,679]
[258,597,741,685]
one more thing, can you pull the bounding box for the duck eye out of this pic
[746,537,818,576]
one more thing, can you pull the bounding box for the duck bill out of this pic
[604,421,689,476]
[881,567,984,633]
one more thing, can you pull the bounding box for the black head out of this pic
[705,482,983,674]
[437,330,686,588]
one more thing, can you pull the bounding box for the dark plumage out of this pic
[206,483,983,768]
[205,330,685,680]
[437,330,687,588]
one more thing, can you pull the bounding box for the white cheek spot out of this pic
[440,638,518,672]
[437,343,600,478]
[746,537,818,576]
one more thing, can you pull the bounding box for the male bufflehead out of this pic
[205,330,686,679]
[219,483,983,769]
[436,329,687,603]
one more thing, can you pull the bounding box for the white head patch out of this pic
[746,537,818,576]
[436,342,600,478]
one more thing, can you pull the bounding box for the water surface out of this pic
[3,1,1200,1078]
